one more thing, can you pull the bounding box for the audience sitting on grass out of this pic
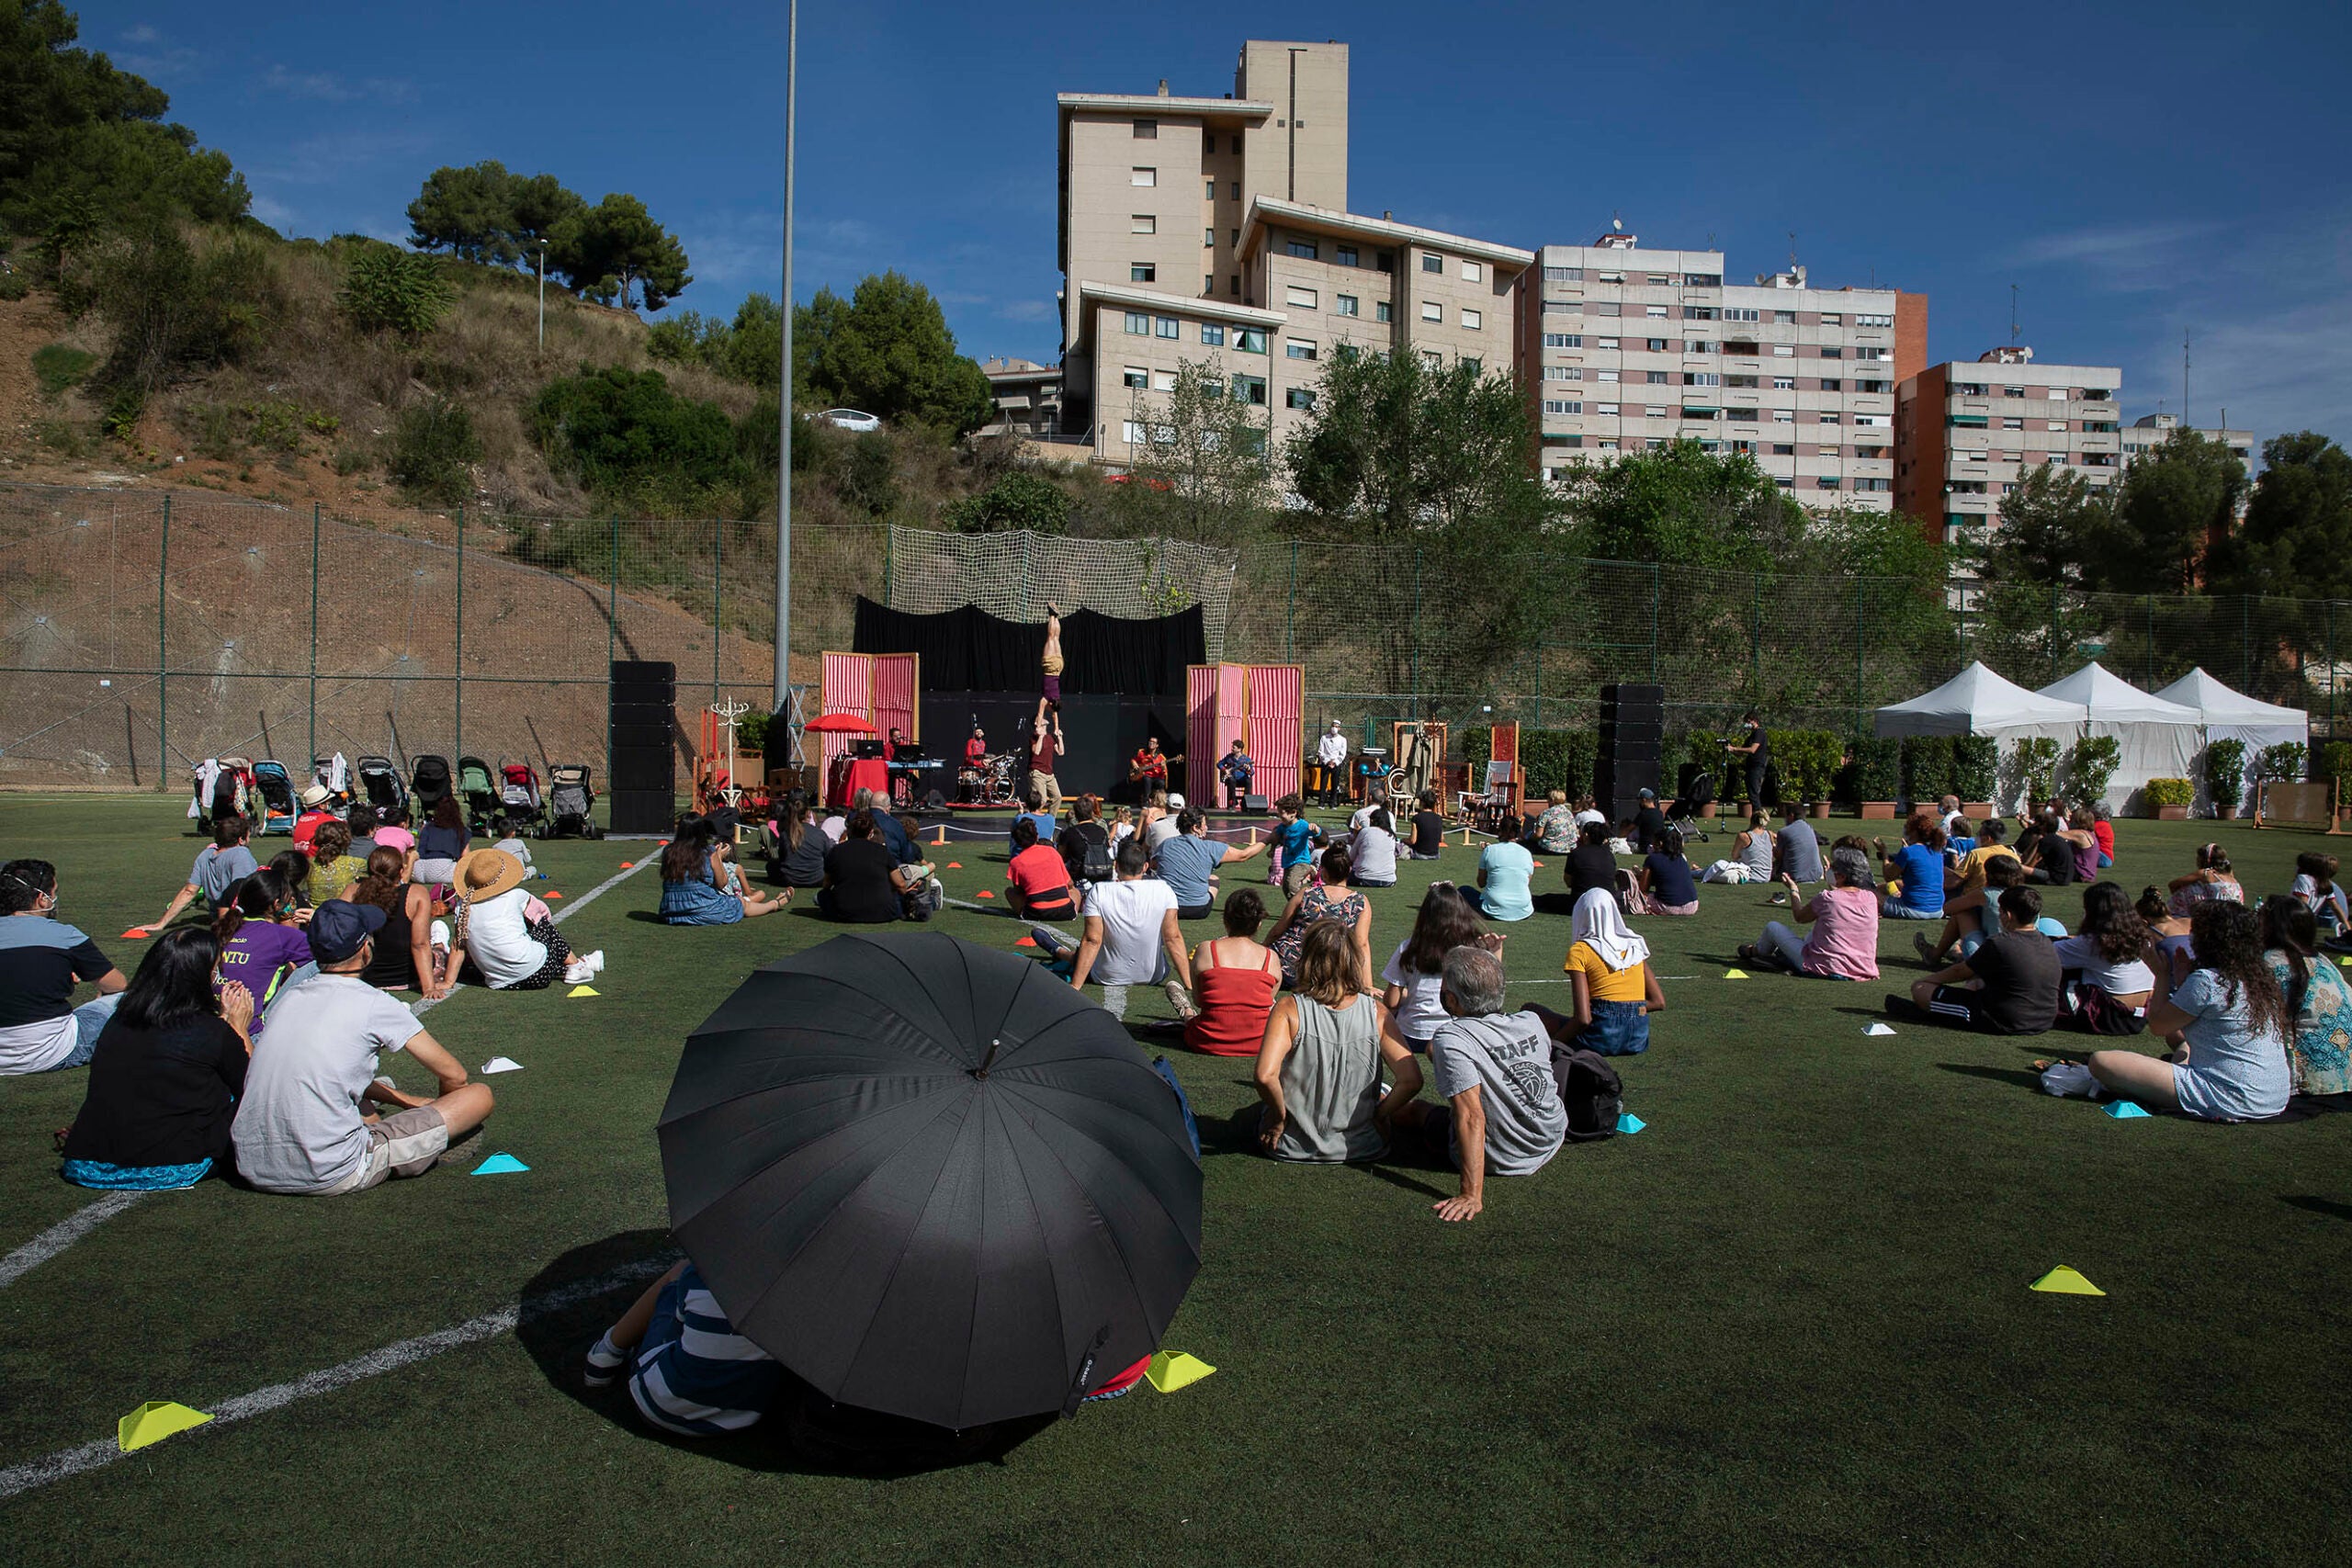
[2290,852,2348,934]
[1948,817,2016,894]
[2083,800,2115,867]
[1108,803,1137,852]
[1407,790,1447,861]
[308,822,368,903]
[764,792,828,890]
[342,804,381,862]
[584,1258,781,1436]
[1634,827,1699,916]
[659,821,786,925]
[1185,889,1281,1056]
[1038,840,1193,1021]
[156,814,259,929]
[289,784,336,852]
[1625,789,1669,854]
[1703,811,1775,885]
[1775,808,1825,886]
[269,848,315,911]
[1560,820,1621,908]
[1744,846,1881,982]
[2166,842,2245,916]
[1145,792,1185,853]
[2052,881,2155,1033]
[1387,946,1569,1221]
[1057,794,1114,885]
[59,928,252,1190]
[2085,902,2291,1121]
[1875,818,1949,920]
[1888,886,2061,1033]
[2138,884,2195,968]
[1254,920,1419,1163]
[1156,809,1267,919]
[453,849,604,988]
[1344,806,1400,888]
[1008,790,1056,854]
[820,809,933,924]
[2260,896,2352,1096]
[346,848,449,997]
[214,868,315,1032]
[1530,791,1579,855]
[1005,818,1078,921]
[232,899,494,1195]
[1467,829,1535,922]
[1555,887,1666,1054]
[413,795,473,887]
[491,814,536,872]
[1382,883,1492,1054]
[0,858,126,1075]
[372,805,416,856]
[2020,808,2094,886]
[1269,794,1324,883]
[1270,845,1375,991]
[1917,855,2061,965]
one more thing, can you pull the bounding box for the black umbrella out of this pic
[657,932,1204,1430]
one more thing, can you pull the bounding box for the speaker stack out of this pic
[1596,682,1664,825]
[608,660,676,835]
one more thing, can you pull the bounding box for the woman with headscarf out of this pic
[1556,887,1667,1055]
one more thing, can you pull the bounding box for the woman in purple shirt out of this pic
[211,868,314,1035]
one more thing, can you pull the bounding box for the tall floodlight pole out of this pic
[537,243,548,351]
[773,0,797,715]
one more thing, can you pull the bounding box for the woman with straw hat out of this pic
[450,848,603,991]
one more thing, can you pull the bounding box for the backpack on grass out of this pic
[1548,1044,1624,1142]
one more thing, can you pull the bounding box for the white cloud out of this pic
[256,63,414,106]
[122,24,161,44]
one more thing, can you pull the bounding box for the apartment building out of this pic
[1514,232,1927,512]
[978,357,1061,438]
[2120,412,2255,472]
[1894,346,2122,547]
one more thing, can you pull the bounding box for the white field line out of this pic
[0,1255,673,1502]
[0,858,654,1286]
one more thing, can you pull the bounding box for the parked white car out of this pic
[821,408,881,433]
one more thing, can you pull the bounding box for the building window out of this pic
[1285,284,1319,309]
[1639,337,1664,352]
[1235,327,1268,354]
[1726,374,1758,388]
[1335,294,1359,316]
[1204,274,1213,293]
[1685,372,1720,387]
[1685,306,1717,321]
[1131,214,1157,235]
[1771,344,1794,357]
[1131,167,1156,186]
[1231,275,1241,295]
[1230,181,1241,199]
[1123,366,1148,389]
[1286,340,1317,360]
[1420,300,1442,322]
[1233,374,1267,405]
[1593,303,1622,318]
[1856,313,1893,327]
[1337,245,1358,266]
[1597,403,1620,416]
[1725,408,1758,422]
[1819,378,1842,391]
[1421,350,1442,368]
[1773,310,1795,323]
[1645,370,1670,385]
[1772,411,1793,423]
[1421,253,1443,273]
[1817,476,1841,489]
[1286,239,1317,260]
[1597,337,1620,350]
[1204,179,1216,200]
[1155,315,1179,339]
[1133,118,1157,139]
[1542,333,1581,348]
[1858,379,1890,393]
[1152,369,1177,391]
[1771,376,1794,389]
[1854,346,1885,360]
[1202,227,1213,246]
[1286,387,1316,410]
[1124,311,1149,335]
[1725,307,1758,321]
[1131,263,1156,283]
[1463,357,1481,374]
[1231,134,1242,153]
[1543,366,1580,381]
[1544,265,1582,283]
[1773,444,1795,456]
[1122,421,1146,445]
[1645,305,1668,319]
[1596,369,1619,383]
[1375,300,1391,322]
[1543,400,1583,414]
[1819,311,1842,325]
[1819,346,1842,359]
[1201,323,1225,345]
[1598,439,1621,451]
[1461,259,1483,282]
[1462,309,1483,330]
[2001,416,2024,430]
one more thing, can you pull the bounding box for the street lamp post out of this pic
[537,243,548,352]
[773,0,797,722]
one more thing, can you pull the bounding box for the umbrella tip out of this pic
[971,1036,1002,1079]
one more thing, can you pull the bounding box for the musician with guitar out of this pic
[1129,737,1170,790]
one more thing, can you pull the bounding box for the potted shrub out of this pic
[2144,777,2194,821]
[2322,739,2352,826]
[2013,736,2061,812]
[1850,735,1901,819]
[1951,736,1997,818]
[1798,729,1838,818]
[1899,735,1953,814]
[2065,734,2120,814]
[2204,737,2246,819]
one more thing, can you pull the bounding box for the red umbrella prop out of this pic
[804,712,876,734]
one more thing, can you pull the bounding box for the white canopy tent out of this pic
[2035,663,2202,816]
[2154,668,2310,809]
[1873,662,2088,811]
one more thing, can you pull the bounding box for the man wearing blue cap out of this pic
[232,900,494,1195]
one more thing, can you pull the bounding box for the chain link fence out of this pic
[2,480,2343,790]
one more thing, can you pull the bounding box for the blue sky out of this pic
[94,0,2352,444]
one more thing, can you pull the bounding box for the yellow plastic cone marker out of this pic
[1724,967,1750,980]
[2030,1265,2106,1296]
[119,1401,212,1452]
[1145,1351,1217,1393]
[567,984,599,998]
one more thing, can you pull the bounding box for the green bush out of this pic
[0,269,28,302]
[31,343,97,397]
[1767,728,1840,803]
[2256,741,2307,784]
[1900,735,1954,803]
[1847,735,1901,802]
[337,246,457,339]
[2204,738,2246,810]
[2013,736,2061,803]
[92,226,278,395]
[2066,734,2121,805]
[941,472,1072,535]
[1951,736,1997,802]
[2143,777,2195,808]
[2320,740,2352,786]
[390,396,481,508]
[734,710,770,753]
[530,367,741,502]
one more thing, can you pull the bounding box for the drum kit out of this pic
[958,753,1019,805]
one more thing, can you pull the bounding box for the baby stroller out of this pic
[411,754,452,817]
[1668,769,1715,845]
[191,757,254,832]
[357,755,406,817]
[543,763,601,840]
[457,755,500,834]
[251,760,299,835]
[499,761,545,834]
[311,752,352,808]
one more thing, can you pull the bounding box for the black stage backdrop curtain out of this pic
[853,599,1204,697]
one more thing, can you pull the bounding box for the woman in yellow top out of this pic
[1555,887,1666,1055]
[308,821,370,903]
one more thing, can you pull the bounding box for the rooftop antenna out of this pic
[1611,211,1623,232]
[2182,330,2191,427]
[1788,231,1797,270]
[2008,284,2020,345]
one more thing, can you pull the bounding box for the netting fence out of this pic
[2,480,2346,791]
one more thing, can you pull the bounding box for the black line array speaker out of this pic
[609,660,675,834]
[1597,682,1664,822]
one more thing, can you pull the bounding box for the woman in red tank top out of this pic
[1186,887,1281,1056]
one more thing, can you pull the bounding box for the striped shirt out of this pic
[628,1267,782,1437]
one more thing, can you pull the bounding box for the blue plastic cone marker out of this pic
[472,1153,530,1175]
[2030,1265,2106,1296]
[2103,1100,2151,1120]
[119,1401,212,1451]
[1619,1112,1646,1134]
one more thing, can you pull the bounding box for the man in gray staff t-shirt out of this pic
[1391,947,1566,1222]
[1775,813,1824,884]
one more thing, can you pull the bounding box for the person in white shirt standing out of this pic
[1315,722,1351,807]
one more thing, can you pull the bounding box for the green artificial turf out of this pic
[1,795,2348,1566]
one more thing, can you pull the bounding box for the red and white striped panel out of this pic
[1245,663,1302,807]
[1185,665,1218,803]
[871,652,919,747]
[818,651,873,774]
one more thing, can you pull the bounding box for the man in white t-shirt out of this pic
[232,901,495,1195]
[1572,795,1608,830]
[1060,840,1193,1021]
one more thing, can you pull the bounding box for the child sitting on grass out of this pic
[491,814,535,873]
